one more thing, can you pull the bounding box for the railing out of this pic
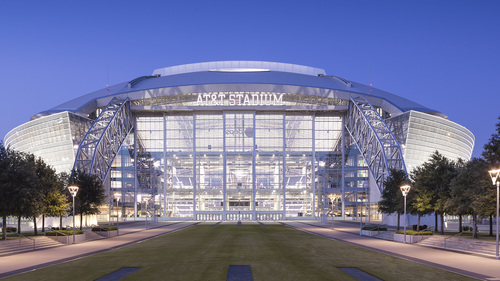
[6,230,35,251]
[444,232,463,249]
[44,226,68,238]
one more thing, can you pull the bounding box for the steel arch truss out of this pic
[345,96,406,192]
[74,97,133,181]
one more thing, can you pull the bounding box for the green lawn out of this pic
[4,225,477,281]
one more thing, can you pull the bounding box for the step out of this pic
[0,236,64,256]
[417,236,497,256]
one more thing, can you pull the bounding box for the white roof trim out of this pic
[152,61,326,77]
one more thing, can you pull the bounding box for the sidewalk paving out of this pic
[284,221,500,281]
[0,221,196,279]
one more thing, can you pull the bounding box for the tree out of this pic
[35,159,69,232]
[16,153,43,235]
[411,151,458,234]
[482,116,500,165]
[449,158,492,238]
[0,142,10,240]
[3,149,41,235]
[444,159,468,232]
[378,168,408,230]
[482,116,500,235]
[57,172,70,229]
[70,170,106,230]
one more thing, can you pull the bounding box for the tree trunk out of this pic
[33,216,38,236]
[434,213,438,233]
[2,216,6,240]
[60,216,63,230]
[458,215,462,232]
[17,216,21,234]
[440,213,444,235]
[80,213,83,230]
[472,214,478,239]
[397,213,400,230]
[490,214,493,236]
[417,214,421,231]
[42,215,45,232]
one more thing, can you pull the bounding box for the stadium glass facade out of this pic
[4,61,475,223]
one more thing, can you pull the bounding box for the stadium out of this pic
[4,61,474,223]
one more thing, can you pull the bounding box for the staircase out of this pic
[373,231,395,241]
[0,236,64,256]
[417,235,497,257]
[84,230,105,241]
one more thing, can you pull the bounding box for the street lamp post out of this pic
[67,185,79,244]
[115,192,121,236]
[400,185,411,244]
[144,197,148,229]
[329,195,335,230]
[488,169,500,259]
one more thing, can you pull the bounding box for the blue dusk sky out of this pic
[0,1,498,159]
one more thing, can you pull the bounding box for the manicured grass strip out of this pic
[3,225,477,281]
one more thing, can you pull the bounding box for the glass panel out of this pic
[195,153,223,211]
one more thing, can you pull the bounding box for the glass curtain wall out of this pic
[255,115,284,220]
[285,115,313,218]
[113,110,353,220]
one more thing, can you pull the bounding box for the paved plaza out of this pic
[0,220,499,280]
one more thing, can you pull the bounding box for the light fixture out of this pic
[400,185,411,244]
[488,169,500,259]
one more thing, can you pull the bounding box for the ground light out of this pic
[400,185,411,244]
[488,169,500,259]
[67,185,79,244]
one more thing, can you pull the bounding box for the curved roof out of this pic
[32,61,446,120]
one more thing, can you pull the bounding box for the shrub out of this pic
[92,226,118,231]
[462,226,472,231]
[51,227,67,231]
[412,224,428,231]
[362,226,387,231]
[6,227,17,232]
[46,230,83,236]
[396,230,433,235]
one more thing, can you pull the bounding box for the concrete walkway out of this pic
[284,221,500,281]
[0,221,196,279]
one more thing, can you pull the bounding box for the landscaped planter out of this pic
[393,233,430,244]
[94,230,118,238]
[48,234,86,244]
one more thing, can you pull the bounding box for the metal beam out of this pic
[345,96,406,192]
[74,98,133,181]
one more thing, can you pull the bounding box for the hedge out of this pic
[46,230,83,236]
[6,227,17,232]
[362,226,387,231]
[92,226,118,232]
[396,230,433,235]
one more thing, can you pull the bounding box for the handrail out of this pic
[6,230,35,251]
[44,226,68,237]
[444,231,463,249]
[415,226,434,234]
